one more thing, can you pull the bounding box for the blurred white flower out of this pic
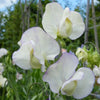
[0,63,4,74]
[93,65,100,77]
[12,27,60,72]
[42,2,85,39]
[43,53,95,99]
[0,63,7,87]
[0,48,8,58]
[0,75,7,87]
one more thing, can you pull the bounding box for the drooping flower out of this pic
[0,63,7,87]
[0,48,8,58]
[42,2,85,39]
[12,27,60,72]
[43,53,95,99]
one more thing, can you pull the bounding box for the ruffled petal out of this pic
[42,2,63,39]
[73,67,95,99]
[43,52,79,93]
[12,41,34,70]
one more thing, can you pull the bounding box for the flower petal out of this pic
[30,49,42,69]
[73,67,95,99]
[43,52,79,93]
[68,11,85,40]
[97,77,100,84]
[42,2,63,39]
[0,48,8,58]
[12,41,34,70]
[61,71,84,96]
[19,27,60,68]
[93,65,100,77]
[0,75,7,87]
[0,63,4,74]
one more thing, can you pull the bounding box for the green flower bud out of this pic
[76,47,88,61]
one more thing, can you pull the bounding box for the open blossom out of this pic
[0,63,7,87]
[93,65,100,84]
[0,48,8,58]
[12,27,60,72]
[42,2,85,39]
[43,53,95,99]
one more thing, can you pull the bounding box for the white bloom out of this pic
[0,63,4,74]
[43,53,95,99]
[12,27,60,72]
[93,65,100,85]
[0,63,7,87]
[0,48,8,58]
[93,65,100,77]
[42,2,85,39]
[0,75,7,87]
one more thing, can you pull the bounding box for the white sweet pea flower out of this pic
[43,53,95,99]
[12,27,60,72]
[0,48,8,58]
[42,2,85,39]
[0,75,7,87]
[0,63,7,87]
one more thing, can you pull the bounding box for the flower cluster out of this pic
[12,2,95,99]
[76,45,100,68]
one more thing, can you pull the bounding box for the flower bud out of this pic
[76,47,87,61]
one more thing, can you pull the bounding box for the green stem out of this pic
[2,87,6,100]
